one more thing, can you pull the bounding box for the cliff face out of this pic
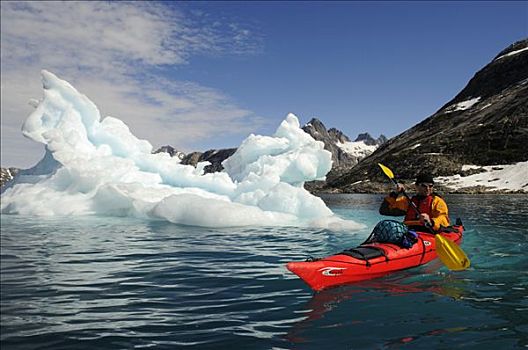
[326,39,528,193]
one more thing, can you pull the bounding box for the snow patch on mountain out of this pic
[436,161,528,192]
[495,47,528,61]
[336,141,378,158]
[444,97,481,113]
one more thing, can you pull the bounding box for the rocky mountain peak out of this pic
[181,148,237,173]
[328,128,350,143]
[302,118,386,170]
[441,38,528,110]
[377,134,388,145]
[354,132,375,144]
[153,145,185,160]
[354,133,387,146]
[303,118,330,139]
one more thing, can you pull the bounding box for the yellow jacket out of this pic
[379,194,450,231]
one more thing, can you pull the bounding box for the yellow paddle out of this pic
[435,234,471,270]
[377,163,470,271]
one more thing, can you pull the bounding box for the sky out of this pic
[1,1,527,168]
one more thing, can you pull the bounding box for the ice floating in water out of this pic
[1,70,364,230]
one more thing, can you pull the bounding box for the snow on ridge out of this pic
[461,164,481,171]
[444,97,481,113]
[337,141,378,158]
[479,103,492,111]
[437,161,528,192]
[495,47,528,61]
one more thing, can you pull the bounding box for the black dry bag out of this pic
[366,220,418,248]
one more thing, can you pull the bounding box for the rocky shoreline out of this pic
[305,180,528,195]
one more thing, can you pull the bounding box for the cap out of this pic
[416,172,434,184]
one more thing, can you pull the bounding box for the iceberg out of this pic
[1,70,363,230]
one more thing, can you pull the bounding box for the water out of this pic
[1,194,527,349]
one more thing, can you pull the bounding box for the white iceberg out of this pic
[1,71,363,230]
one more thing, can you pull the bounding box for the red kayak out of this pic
[286,225,464,291]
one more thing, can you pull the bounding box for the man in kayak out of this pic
[379,173,449,231]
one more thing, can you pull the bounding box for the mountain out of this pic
[153,145,185,160]
[354,133,387,146]
[180,148,237,173]
[154,145,240,173]
[152,146,238,173]
[302,118,386,169]
[326,38,528,193]
[300,118,387,192]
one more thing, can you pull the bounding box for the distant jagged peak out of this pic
[305,117,325,128]
[153,145,185,159]
[328,128,350,143]
[301,117,384,168]
[354,132,375,145]
[303,118,330,137]
[377,134,388,145]
[180,148,237,173]
[303,118,386,146]
[303,117,353,145]
[354,132,387,146]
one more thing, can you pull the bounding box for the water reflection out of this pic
[383,326,469,348]
[286,271,469,344]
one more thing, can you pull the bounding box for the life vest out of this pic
[404,195,434,223]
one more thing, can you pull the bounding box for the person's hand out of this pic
[390,183,405,197]
[389,183,406,198]
[420,213,432,226]
[396,183,405,193]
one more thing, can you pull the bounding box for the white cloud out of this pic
[1,1,265,168]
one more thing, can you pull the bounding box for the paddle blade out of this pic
[435,235,470,271]
[378,163,394,179]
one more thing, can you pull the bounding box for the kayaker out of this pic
[379,173,449,231]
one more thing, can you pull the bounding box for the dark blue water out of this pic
[1,194,527,349]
